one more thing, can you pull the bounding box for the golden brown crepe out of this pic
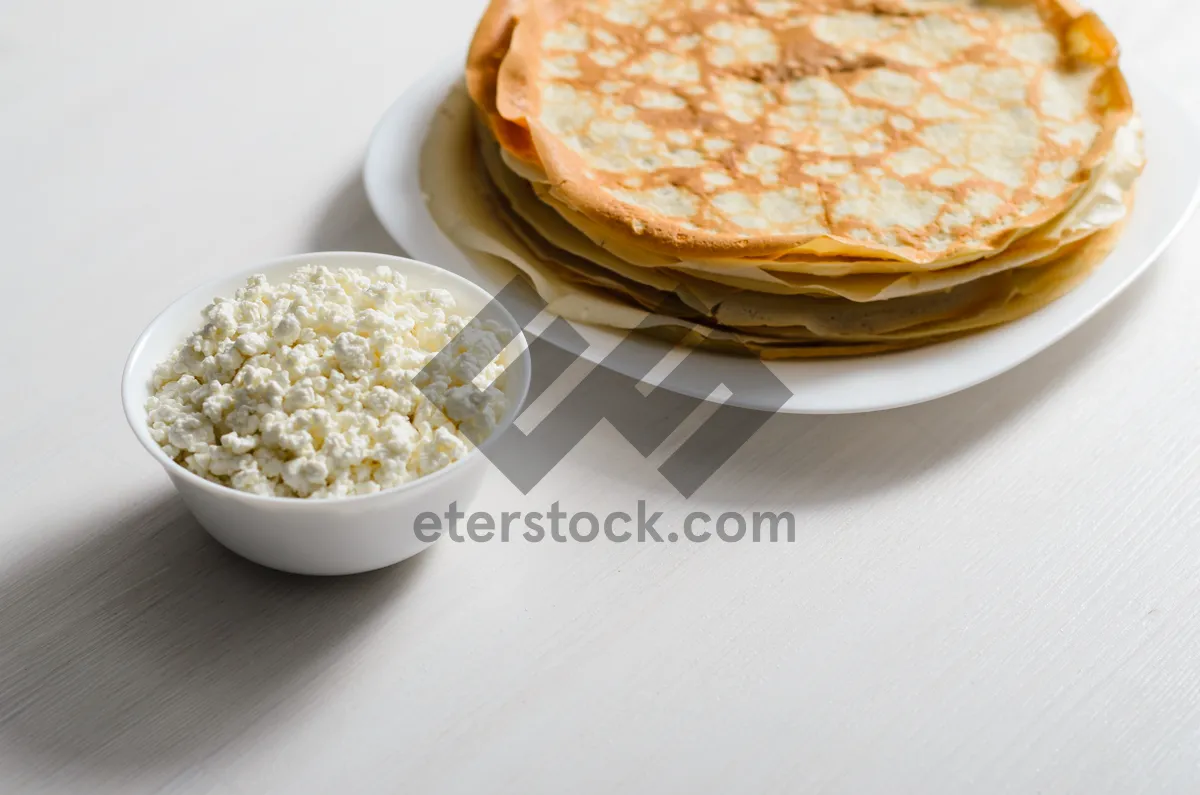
[426,0,1143,358]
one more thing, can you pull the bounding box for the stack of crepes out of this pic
[424,0,1145,358]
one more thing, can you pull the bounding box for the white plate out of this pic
[364,55,1200,414]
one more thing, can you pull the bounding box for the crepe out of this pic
[424,89,1130,352]
[480,107,1142,300]
[434,0,1142,358]
[470,0,1132,264]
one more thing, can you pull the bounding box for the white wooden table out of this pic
[3,2,1199,792]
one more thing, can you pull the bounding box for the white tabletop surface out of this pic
[3,2,1200,793]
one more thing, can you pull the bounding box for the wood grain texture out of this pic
[2,1,1199,793]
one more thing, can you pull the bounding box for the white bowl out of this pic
[122,251,531,576]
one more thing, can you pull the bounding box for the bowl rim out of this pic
[121,250,532,507]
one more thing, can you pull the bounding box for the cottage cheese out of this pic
[145,265,511,498]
